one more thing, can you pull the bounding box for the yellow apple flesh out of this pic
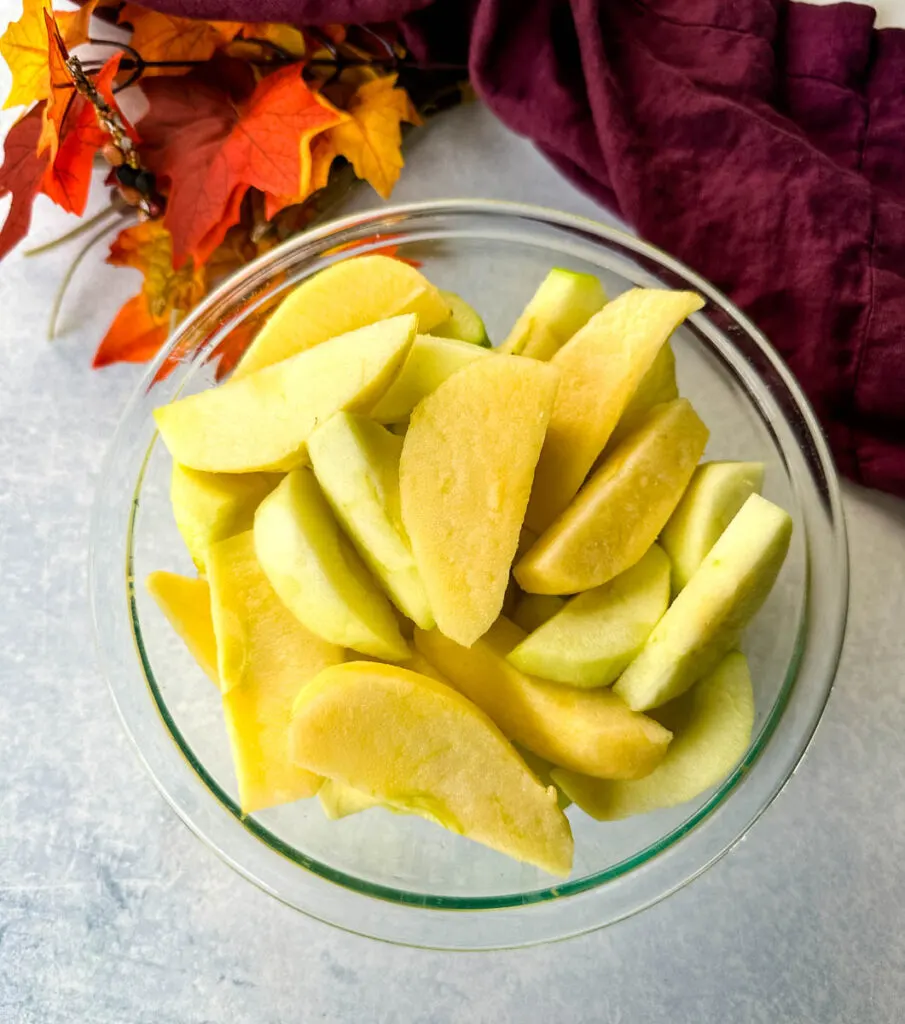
[553,651,754,818]
[233,254,449,377]
[605,342,678,451]
[415,618,672,780]
[145,571,218,683]
[254,469,409,661]
[400,355,559,646]
[614,494,792,710]
[516,398,708,595]
[154,315,416,473]
[508,544,671,687]
[525,289,703,533]
[290,661,574,876]
[511,594,566,633]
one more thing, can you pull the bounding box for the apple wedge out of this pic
[415,618,672,780]
[433,291,491,346]
[511,594,566,633]
[170,464,281,572]
[516,398,708,595]
[254,469,409,660]
[553,651,755,818]
[500,268,606,360]
[154,314,416,473]
[525,289,703,533]
[233,254,449,377]
[206,532,343,813]
[400,355,559,646]
[614,494,792,710]
[368,334,491,424]
[660,460,765,591]
[290,661,574,876]
[308,413,433,628]
[146,571,219,683]
[605,343,678,451]
[508,544,671,688]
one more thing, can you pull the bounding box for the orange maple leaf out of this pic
[119,4,242,73]
[41,53,124,215]
[37,10,73,157]
[95,219,206,367]
[0,104,50,260]
[138,63,343,265]
[0,0,96,110]
[322,74,420,200]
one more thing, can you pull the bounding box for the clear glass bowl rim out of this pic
[90,198,849,950]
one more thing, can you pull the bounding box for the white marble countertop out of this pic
[2,22,905,1022]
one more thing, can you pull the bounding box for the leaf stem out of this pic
[24,204,123,257]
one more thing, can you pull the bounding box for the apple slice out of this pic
[500,268,606,360]
[614,494,792,711]
[660,461,765,591]
[415,618,672,780]
[525,289,703,533]
[516,398,708,595]
[146,571,218,683]
[400,355,559,646]
[154,314,416,474]
[508,544,671,688]
[553,651,754,819]
[290,661,574,876]
[368,334,491,424]
[233,254,449,377]
[206,532,343,813]
[605,342,678,451]
[254,468,409,661]
[308,413,433,628]
[432,291,491,346]
[511,594,566,633]
[170,464,281,572]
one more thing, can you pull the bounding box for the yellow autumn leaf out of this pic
[325,74,420,200]
[239,22,306,58]
[0,0,95,110]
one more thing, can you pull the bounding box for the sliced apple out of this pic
[509,544,671,688]
[400,355,559,646]
[660,461,765,591]
[605,342,678,451]
[146,571,218,683]
[290,661,574,876]
[154,315,416,474]
[368,334,491,424]
[433,291,491,346]
[318,779,382,820]
[415,618,672,780]
[525,289,703,533]
[254,468,409,660]
[308,413,433,628]
[614,494,792,710]
[500,268,606,360]
[233,255,449,377]
[206,531,343,813]
[170,464,281,572]
[553,651,755,819]
[511,594,566,634]
[516,398,708,594]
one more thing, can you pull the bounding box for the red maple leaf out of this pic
[0,105,50,261]
[42,54,126,216]
[138,62,343,266]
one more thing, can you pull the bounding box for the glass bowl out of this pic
[90,200,848,950]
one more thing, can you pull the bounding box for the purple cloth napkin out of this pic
[135,0,905,496]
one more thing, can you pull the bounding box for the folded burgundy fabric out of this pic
[135,0,905,496]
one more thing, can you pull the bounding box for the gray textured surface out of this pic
[2,93,905,1023]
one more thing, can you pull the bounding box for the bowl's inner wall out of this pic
[129,231,806,902]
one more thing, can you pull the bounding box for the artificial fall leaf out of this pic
[237,22,306,58]
[95,219,205,367]
[0,104,49,260]
[41,53,123,215]
[38,9,72,157]
[119,4,242,74]
[323,74,420,200]
[0,0,96,110]
[139,63,343,265]
[262,122,346,221]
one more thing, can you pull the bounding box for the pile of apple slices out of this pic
[148,254,792,878]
